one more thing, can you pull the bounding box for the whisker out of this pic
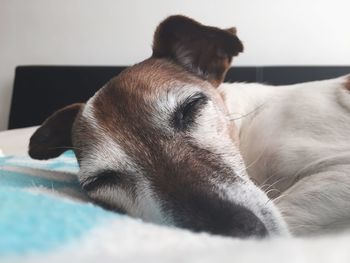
[48,146,84,151]
[227,102,267,121]
[271,192,290,203]
[265,188,281,197]
[264,189,283,206]
[263,176,289,192]
[259,169,281,188]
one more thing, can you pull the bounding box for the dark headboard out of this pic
[9,66,350,129]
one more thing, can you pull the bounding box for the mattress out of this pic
[1,127,350,263]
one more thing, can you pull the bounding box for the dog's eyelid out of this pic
[172,92,208,131]
[181,94,207,117]
[81,170,131,191]
[184,92,208,104]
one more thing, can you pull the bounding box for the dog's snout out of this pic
[171,191,268,238]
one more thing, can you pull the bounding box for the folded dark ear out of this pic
[152,15,244,87]
[29,103,83,160]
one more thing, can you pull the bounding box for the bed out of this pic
[1,66,350,262]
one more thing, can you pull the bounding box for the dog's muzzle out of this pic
[167,191,269,238]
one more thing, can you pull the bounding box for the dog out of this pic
[28,15,287,238]
[28,15,349,238]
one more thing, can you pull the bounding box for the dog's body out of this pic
[221,75,350,235]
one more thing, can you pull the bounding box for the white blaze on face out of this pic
[191,97,247,179]
[189,92,289,236]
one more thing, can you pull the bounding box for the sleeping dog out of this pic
[29,15,350,237]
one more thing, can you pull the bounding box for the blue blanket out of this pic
[0,151,118,257]
[1,152,349,263]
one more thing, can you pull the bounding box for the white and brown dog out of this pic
[29,15,350,238]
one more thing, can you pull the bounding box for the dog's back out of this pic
[220,75,350,235]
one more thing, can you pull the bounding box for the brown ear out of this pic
[29,103,83,160]
[152,15,244,87]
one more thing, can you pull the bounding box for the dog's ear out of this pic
[29,103,83,160]
[152,15,244,87]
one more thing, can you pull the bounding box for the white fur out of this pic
[191,99,246,179]
[191,92,288,235]
[219,75,350,236]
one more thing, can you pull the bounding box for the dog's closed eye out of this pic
[173,93,208,131]
[81,170,133,191]
[81,170,137,214]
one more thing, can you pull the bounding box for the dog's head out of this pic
[29,16,288,238]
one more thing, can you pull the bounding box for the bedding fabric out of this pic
[1,152,350,263]
[0,127,38,156]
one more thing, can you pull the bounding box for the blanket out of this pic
[1,151,350,263]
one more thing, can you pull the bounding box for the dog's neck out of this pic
[219,82,277,135]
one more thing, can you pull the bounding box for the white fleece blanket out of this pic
[1,128,350,263]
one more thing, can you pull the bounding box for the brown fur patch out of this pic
[344,76,350,91]
[89,58,209,150]
[152,15,243,87]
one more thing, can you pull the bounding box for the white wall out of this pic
[1,0,350,131]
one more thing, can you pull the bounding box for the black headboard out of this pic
[9,66,350,129]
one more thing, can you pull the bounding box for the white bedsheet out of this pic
[0,126,38,156]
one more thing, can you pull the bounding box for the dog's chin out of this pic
[254,188,290,237]
[261,211,290,237]
[255,200,290,237]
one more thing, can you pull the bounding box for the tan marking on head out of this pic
[90,58,209,135]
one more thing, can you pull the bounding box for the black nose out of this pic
[173,192,268,238]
